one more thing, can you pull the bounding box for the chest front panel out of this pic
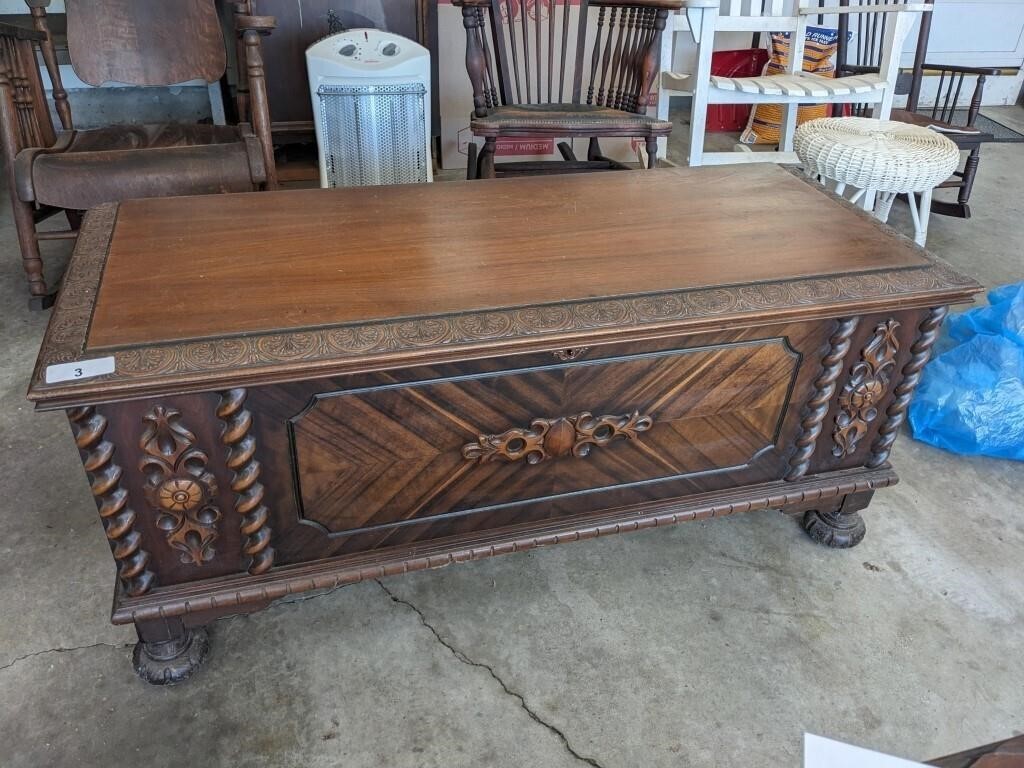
[245,321,836,563]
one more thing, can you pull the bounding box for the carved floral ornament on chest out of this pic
[833,319,901,458]
[462,410,654,465]
[138,405,221,566]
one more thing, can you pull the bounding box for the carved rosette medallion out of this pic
[139,405,221,566]
[832,319,900,458]
[463,410,654,465]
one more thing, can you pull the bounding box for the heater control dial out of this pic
[380,41,399,56]
[338,42,357,57]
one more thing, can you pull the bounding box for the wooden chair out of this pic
[453,0,681,179]
[0,0,277,310]
[835,0,1000,219]
[661,0,929,167]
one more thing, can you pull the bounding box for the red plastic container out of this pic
[706,48,770,132]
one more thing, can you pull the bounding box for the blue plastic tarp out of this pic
[908,282,1024,461]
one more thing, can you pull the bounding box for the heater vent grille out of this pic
[316,83,429,187]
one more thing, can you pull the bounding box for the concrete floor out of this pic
[1,108,1023,768]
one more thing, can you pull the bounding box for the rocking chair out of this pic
[0,0,277,309]
[454,0,681,179]
[836,0,1000,218]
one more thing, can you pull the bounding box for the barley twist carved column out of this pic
[867,306,948,468]
[786,317,860,480]
[68,406,155,596]
[217,389,275,575]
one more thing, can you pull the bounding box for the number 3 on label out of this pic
[44,356,116,384]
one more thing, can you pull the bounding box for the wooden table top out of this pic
[29,165,980,408]
[91,165,929,348]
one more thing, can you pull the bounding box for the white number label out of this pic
[45,356,116,384]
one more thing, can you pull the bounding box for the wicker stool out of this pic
[794,117,961,246]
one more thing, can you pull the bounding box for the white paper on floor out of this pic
[804,733,927,768]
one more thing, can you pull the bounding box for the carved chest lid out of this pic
[28,165,980,409]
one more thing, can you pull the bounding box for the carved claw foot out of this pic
[133,626,209,685]
[802,508,866,548]
[801,490,872,549]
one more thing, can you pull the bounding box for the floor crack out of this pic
[376,580,606,768]
[0,641,131,673]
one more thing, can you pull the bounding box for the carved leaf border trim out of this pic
[33,204,978,399]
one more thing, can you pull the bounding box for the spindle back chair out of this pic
[456,0,680,178]
[0,0,277,309]
[835,0,999,217]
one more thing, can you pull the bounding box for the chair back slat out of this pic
[492,0,520,102]
[838,0,906,71]
[597,7,618,106]
[476,8,500,108]
[943,72,964,122]
[585,5,606,104]
[519,0,532,101]
[534,0,543,101]
[559,0,571,101]
[470,0,667,114]
[715,0,802,25]
[931,68,967,123]
[547,1,556,101]
[618,9,640,110]
[836,0,891,115]
[607,7,630,109]
[720,0,793,16]
[0,34,55,152]
[65,0,226,87]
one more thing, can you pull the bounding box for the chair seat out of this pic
[710,72,886,99]
[470,104,673,138]
[889,108,989,147]
[17,123,264,210]
[63,123,244,153]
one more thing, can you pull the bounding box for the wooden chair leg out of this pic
[479,137,497,179]
[778,104,799,153]
[646,137,658,169]
[587,137,601,161]
[958,146,980,207]
[466,142,478,180]
[687,100,707,167]
[11,197,53,309]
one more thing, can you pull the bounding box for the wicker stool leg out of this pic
[909,187,933,246]
[873,191,897,223]
[861,188,877,213]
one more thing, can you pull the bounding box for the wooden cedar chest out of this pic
[28,165,980,684]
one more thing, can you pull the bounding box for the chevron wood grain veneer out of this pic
[28,165,980,684]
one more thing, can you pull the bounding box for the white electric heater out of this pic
[306,29,432,187]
